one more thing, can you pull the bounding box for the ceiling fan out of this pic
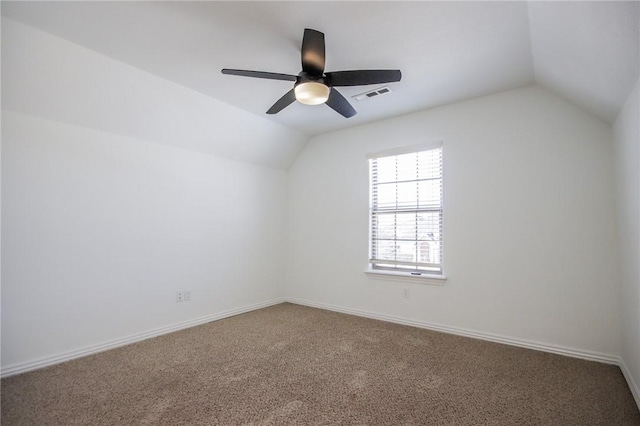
[221,28,402,118]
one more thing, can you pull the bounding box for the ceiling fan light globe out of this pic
[295,82,330,105]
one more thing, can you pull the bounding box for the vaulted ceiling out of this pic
[2,1,639,137]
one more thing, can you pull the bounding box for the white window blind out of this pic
[369,143,443,275]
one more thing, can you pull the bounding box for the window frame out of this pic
[365,142,446,283]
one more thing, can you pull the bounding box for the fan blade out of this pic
[301,29,325,76]
[221,69,297,82]
[266,89,296,114]
[325,70,402,87]
[325,88,356,118]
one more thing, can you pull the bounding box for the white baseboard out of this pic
[5,295,635,410]
[288,297,640,410]
[0,297,285,378]
[620,358,640,410]
[285,297,620,365]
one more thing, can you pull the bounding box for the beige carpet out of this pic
[2,303,639,425]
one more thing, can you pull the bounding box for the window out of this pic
[368,142,443,277]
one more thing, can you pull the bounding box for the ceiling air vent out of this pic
[352,86,392,101]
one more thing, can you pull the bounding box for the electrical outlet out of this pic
[176,291,184,302]
[403,288,410,298]
[184,290,191,301]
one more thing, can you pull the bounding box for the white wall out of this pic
[613,79,640,403]
[1,111,288,370]
[1,18,295,372]
[286,85,620,357]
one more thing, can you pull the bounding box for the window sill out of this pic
[364,269,447,285]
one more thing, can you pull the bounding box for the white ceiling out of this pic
[2,1,638,136]
[529,1,639,124]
